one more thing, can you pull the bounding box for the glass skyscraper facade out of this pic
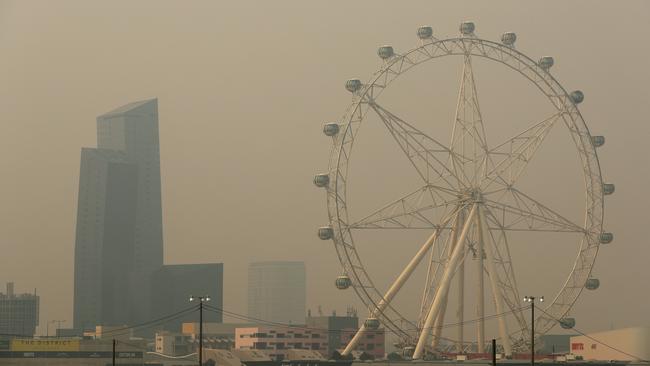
[73,99,163,330]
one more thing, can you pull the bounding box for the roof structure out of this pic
[98,98,157,118]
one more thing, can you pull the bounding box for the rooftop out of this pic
[98,98,157,118]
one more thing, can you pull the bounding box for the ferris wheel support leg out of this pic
[478,205,512,357]
[431,290,449,349]
[432,211,464,350]
[476,206,486,353]
[413,204,477,360]
[457,249,465,353]
[341,216,452,356]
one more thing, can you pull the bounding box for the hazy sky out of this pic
[1,0,649,339]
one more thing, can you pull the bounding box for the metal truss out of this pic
[323,25,606,357]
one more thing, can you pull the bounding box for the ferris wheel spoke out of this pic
[367,101,468,190]
[481,111,567,191]
[448,54,493,187]
[348,185,462,230]
[483,187,585,233]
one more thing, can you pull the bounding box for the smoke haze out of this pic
[0,0,648,336]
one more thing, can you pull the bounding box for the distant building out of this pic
[84,325,132,341]
[0,337,144,365]
[539,334,572,355]
[305,311,358,357]
[73,99,164,330]
[247,261,306,324]
[182,322,257,339]
[156,329,232,356]
[305,310,384,359]
[55,328,82,338]
[235,325,328,360]
[339,327,385,359]
[151,263,224,332]
[155,331,193,356]
[570,326,650,361]
[0,283,39,337]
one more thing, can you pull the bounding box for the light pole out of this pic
[54,320,65,337]
[523,296,544,366]
[46,320,65,337]
[190,295,210,366]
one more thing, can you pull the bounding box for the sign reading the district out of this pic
[10,339,80,352]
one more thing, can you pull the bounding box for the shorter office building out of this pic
[248,261,306,325]
[235,325,328,360]
[0,283,39,337]
[151,263,224,334]
[570,326,650,361]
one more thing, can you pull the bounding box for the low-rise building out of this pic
[305,309,385,359]
[235,325,328,360]
[539,334,573,355]
[306,312,358,357]
[570,326,650,361]
[0,337,145,365]
[156,330,232,356]
[156,331,192,356]
[339,327,385,359]
[86,324,132,340]
[181,321,253,352]
[182,322,257,339]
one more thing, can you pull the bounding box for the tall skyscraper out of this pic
[0,283,39,337]
[73,99,163,330]
[247,261,306,324]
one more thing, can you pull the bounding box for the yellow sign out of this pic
[11,339,80,351]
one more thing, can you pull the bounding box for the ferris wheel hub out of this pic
[458,189,484,203]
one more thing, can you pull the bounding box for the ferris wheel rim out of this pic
[325,34,605,347]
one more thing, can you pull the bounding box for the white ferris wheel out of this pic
[314,22,614,359]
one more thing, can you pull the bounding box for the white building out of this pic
[247,261,306,324]
[570,326,650,361]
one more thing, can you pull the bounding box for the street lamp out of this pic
[189,295,210,366]
[523,296,544,366]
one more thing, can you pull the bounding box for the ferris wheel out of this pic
[314,22,614,358]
